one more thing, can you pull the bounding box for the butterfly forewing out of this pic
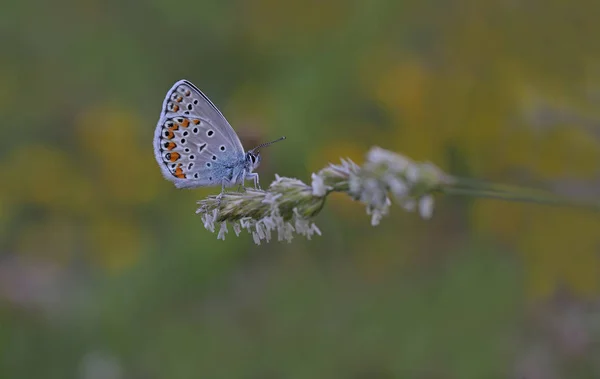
[154,80,246,188]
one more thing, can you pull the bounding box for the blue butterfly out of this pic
[154,79,284,193]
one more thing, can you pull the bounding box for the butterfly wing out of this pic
[154,80,246,189]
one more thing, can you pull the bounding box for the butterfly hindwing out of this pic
[154,80,246,188]
[155,115,245,188]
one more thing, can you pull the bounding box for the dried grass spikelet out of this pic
[197,147,452,244]
[197,146,600,244]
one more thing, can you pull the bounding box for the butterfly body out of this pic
[153,80,263,192]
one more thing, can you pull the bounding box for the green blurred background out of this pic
[2,0,600,377]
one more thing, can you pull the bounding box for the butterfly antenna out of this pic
[251,136,286,153]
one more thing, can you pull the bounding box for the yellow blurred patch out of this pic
[534,126,600,179]
[2,145,83,210]
[472,196,600,299]
[86,215,141,272]
[364,56,454,168]
[0,189,7,237]
[390,120,448,169]
[518,207,600,299]
[75,104,160,204]
[373,58,429,125]
[470,199,524,243]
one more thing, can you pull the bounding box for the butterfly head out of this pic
[247,136,286,171]
[245,151,262,171]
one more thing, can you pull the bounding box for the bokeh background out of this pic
[2,0,600,377]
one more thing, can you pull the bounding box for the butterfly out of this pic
[153,79,285,194]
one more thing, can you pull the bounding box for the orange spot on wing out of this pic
[180,118,190,128]
[168,152,181,162]
[165,142,176,150]
[168,123,179,131]
[165,130,174,139]
[174,164,186,178]
[172,104,179,112]
[176,96,183,102]
[192,119,200,125]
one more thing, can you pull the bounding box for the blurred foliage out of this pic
[2,0,600,377]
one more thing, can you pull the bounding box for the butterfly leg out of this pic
[246,172,261,190]
[235,169,247,192]
[216,178,232,204]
